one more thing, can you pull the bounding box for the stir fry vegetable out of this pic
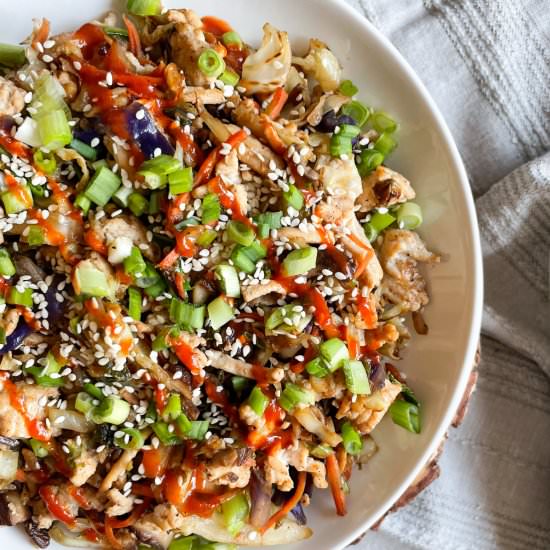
[0,3,440,549]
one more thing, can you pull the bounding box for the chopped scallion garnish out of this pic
[389,400,421,433]
[197,48,226,78]
[281,246,317,276]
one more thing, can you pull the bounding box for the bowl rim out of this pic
[323,0,483,546]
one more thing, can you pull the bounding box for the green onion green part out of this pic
[341,421,363,455]
[281,246,317,277]
[197,48,226,79]
[339,79,359,97]
[389,400,421,433]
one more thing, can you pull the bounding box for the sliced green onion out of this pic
[115,428,145,450]
[396,202,423,230]
[222,31,243,48]
[389,400,421,433]
[162,394,182,421]
[25,352,63,387]
[168,167,192,195]
[219,68,240,87]
[364,211,396,242]
[152,327,171,352]
[184,420,209,440]
[319,338,349,372]
[222,492,249,536]
[84,166,121,206]
[281,246,317,277]
[152,421,181,446]
[0,327,5,345]
[75,392,95,415]
[231,376,251,395]
[139,170,165,190]
[73,263,111,297]
[74,193,91,215]
[92,396,131,425]
[29,184,46,200]
[30,438,49,458]
[0,248,16,277]
[257,223,270,239]
[139,155,182,174]
[33,150,57,175]
[279,383,315,413]
[201,193,221,224]
[305,357,330,378]
[337,124,361,139]
[128,287,142,321]
[143,273,167,298]
[230,247,255,273]
[170,299,205,330]
[256,211,282,230]
[36,109,72,150]
[124,246,147,277]
[226,220,254,246]
[127,0,162,16]
[148,190,165,214]
[242,241,267,262]
[373,132,396,156]
[356,149,384,177]
[7,287,33,308]
[371,111,398,134]
[175,217,200,231]
[283,184,304,211]
[196,228,217,247]
[330,134,353,157]
[174,413,192,436]
[265,303,312,335]
[246,386,268,416]
[341,100,370,127]
[83,383,103,400]
[215,264,241,298]
[207,296,234,330]
[342,360,371,395]
[112,185,133,208]
[128,192,149,216]
[1,184,33,214]
[26,226,45,247]
[340,421,363,455]
[70,138,97,161]
[0,43,26,68]
[339,80,359,97]
[197,48,226,79]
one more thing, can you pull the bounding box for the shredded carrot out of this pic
[158,247,180,270]
[260,471,307,534]
[201,15,233,36]
[194,130,247,187]
[103,517,123,550]
[265,87,288,119]
[174,272,186,299]
[122,15,142,58]
[326,453,347,516]
[194,147,220,187]
[32,18,50,48]
[108,500,149,529]
[115,266,133,285]
[225,128,248,149]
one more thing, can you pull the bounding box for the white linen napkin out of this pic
[343,0,550,548]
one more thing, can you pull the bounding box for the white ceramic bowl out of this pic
[0,1,483,548]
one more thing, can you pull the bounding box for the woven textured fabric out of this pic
[343,1,550,548]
